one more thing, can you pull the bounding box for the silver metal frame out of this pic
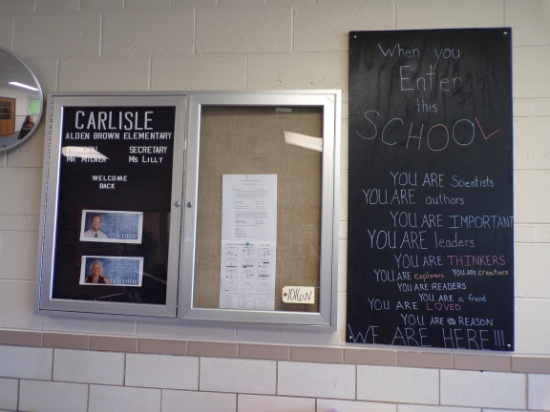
[36,92,187,318]
[179,90,340,330]
[36,90,340,330]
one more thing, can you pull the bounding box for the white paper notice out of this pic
[220,174,277,310]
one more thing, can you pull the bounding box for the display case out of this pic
[36,93,186,317]
[36,90,340,330]
[180,91,340,329]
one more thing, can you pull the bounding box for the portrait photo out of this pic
[80,210,143,244]
[79,255,144,287]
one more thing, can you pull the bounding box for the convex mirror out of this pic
[0,46,43,151]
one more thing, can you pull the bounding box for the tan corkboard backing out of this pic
[193,105,323,312]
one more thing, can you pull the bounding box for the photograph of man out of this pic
[83,214,108,239]
[85,260,110,284]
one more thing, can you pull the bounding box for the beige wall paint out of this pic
[0,0,549,410]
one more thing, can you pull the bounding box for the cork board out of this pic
[193,105,323,312]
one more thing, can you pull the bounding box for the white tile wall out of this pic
[0,216,39,233]
[0,345,547,411]
[58,57,151,91]
[0,282,42,329]
[53,349,124,385]
[219,0,267,5]
[19,380,89,412]
[398,406,479,412]
[514,117,550,170]
[515,299,550,354]
[125,353,199,390]
[40,312,138,335]
[196,7,291,54]
[246,53,347,92]
[137,321,236,343]
[505,0,550,46]
[515,244,550,298]
[0,232,39,280]
[0,168,43,215]
[515,171,550,223]
[532,99,550,116]
[357,365,439,404]
[125,0,171,11]
[0,378,18,411]
[36,0,80,14]
[238,394,315,412]
[102,10,195,57]
[396,0,504,29]
[235,324,341,345]
[528,373,550,410]
[440,369,526,409]
[80,0,123,12]
[151,55,246,90]
[278,361,356,399]
[293,3,394,52]
[482,410,529,412]
[0,16,13,49]
[266,0,314,5]
[513,47,550,99]
[1,0,35,15]
[13,13,100,58]
[200,358,277,394]
[0,346,52,380]
[172,0,217,8]
[89,385,161,412]
[532,225,550,243]
[162,390,236,412]
[317,399,397,412]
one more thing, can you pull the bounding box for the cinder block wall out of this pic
[0,0,549,410]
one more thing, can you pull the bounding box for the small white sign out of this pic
[282,286,315,304]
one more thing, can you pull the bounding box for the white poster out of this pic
[220,174,277,310]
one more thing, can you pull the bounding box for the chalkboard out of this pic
[347,29,514,350]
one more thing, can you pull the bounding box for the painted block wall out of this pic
[0,0,549,410]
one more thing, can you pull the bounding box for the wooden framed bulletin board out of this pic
[36,90,340,330]
[347,29,514,350]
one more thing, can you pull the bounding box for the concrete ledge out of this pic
[0,329,549,373]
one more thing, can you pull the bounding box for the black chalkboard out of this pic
[347,28,514,351]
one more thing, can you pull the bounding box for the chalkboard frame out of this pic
[36,92,187,318]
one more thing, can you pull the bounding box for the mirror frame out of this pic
[0,46,43,152]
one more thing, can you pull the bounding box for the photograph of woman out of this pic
[85,260,110,284]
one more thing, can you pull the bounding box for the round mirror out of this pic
[0,46,43,152]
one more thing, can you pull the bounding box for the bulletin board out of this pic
[36,93,186,318]
[180,91,340,328]
[36,90,340,329]
[193,105,323,311]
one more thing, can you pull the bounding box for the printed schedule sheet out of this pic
[219,174,277,310]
